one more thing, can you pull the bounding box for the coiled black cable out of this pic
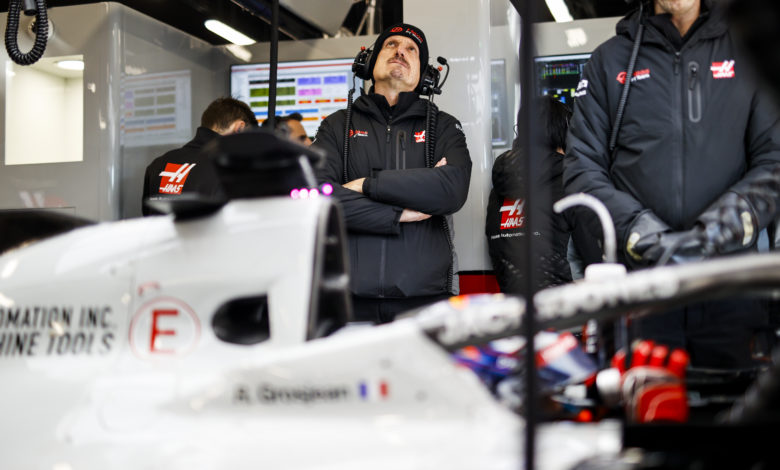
[5,0,48,66]
[424,99,455,292]
[424,99,437,168]
[608,0,644,154]
[341,81,356,184]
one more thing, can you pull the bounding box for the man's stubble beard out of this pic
[654,0,699,17]
[389,67,406,80]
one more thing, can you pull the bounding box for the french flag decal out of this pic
[358,380,389,401]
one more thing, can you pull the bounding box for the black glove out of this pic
[698,165,780,254]
[696,191,757,255]
[625,211,706,267]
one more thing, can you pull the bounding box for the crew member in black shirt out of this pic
[142,97,257,215]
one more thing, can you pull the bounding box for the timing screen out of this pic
[535,53,591,105]
[231,59,360,137]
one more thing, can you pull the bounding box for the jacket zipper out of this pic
[673,51,681,75]
[672,50,684,226]
[397,131,407,169]
[379,120,392,297]
[687,61,701,123]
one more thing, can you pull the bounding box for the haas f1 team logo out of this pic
[159,163,195,195]
[711,60,735,79]
[405,28,423,44]
[617,68,650,85]
[500,198,525,230]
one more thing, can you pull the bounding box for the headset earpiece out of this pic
[352,46,374,81]
[418,63,442,96]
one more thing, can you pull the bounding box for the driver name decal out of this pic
[233,380,392,406]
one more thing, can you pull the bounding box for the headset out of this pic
[342,45,452,179]
[351,45,449,96]
[351,46,373,83]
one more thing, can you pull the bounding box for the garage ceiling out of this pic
[1,0,632,44]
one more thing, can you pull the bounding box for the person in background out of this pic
[486,96,573,295]
[313,23,471,324]
[262,112,312,146]
[142,97,257,215]
[563,0,780,368]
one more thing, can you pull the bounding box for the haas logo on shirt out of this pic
[158,162,196,195]
[414,130,426,143]
[710,60,735,79]
[500,198,525,230]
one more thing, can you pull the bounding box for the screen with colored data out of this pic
[534,53,591,105]
[230,58,361,137]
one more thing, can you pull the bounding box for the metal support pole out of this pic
[267,0,279,128]
[516,0,538,468]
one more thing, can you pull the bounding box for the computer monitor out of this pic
[534,53,591,105]
[491,59,510,148]
[230,58,362,137]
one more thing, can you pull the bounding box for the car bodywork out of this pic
[0,194,623,470]
[2,130,779,469]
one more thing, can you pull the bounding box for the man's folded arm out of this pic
[314,117,404,235]
[362,115,472,215]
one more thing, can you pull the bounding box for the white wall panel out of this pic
[404,0,494,272]
[5,66,82,166]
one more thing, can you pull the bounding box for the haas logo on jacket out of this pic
[349,129,368,138]
[414,130,426,143]
[500,198,525,230]
[711,60,735,79]
[158,162,195,195]
[616,68,650,85]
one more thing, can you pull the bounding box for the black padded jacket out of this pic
[142,127,224,216]
[563,0,780,265]
[314,92,471,298]
[486,146,573,295]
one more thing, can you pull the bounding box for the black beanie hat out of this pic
[367,23,429,86]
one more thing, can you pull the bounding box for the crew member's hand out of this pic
[435,157,447,167]
[626,211,705,266]
[400,208,431,222]
[343,177,365,194]
[636,229,706,266]
[697,191,757,254]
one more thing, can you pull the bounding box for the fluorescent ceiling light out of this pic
[565,28,587,48]
[56,60,84,71]
[226,44,252,62]
[545,0,573,23]
[205,19,255,46]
